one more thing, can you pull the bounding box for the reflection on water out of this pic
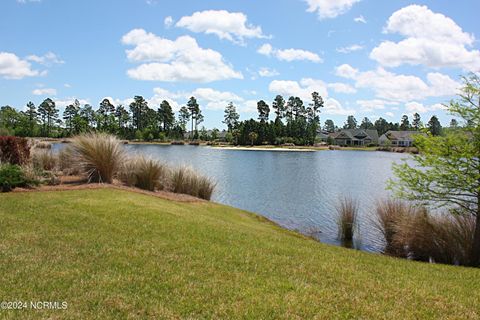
[55,143,409,252]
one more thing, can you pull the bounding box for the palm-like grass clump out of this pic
[71,133,125,183]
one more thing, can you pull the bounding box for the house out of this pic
[378,130,425,147]
[329,129,379,146]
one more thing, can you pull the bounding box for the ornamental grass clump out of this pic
[336,197,358,246]
[32,149,57,171]
[71,133,125,183]
[171,166,216,200]
[119,156,170,191]
[373,199,413,256]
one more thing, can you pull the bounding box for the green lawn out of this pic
[0,189,479,319]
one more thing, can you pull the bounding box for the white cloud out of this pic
[304,0,361,20]
[405,101,447,114]
[336,44,364,54]
[335,64,358,79]
[336,64,461,102]
[175,10,267,44]
[328,82,356,94]
[354,15,366,23]
[385,112,394,117]
[64,83,71,88]
[0,52,42,79]
[17,0,41,3]
[164,16,174,28]
[356,99,398,112]
[370,5,480,71]
[257,44,273,56]
[121,29,243,82]
[258,67,279,77]
[258,43,322,63]
[32,88,56,96]
[26,52,64,66]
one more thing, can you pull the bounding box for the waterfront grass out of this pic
[0,189,479,319]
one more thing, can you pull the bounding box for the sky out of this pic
[1,0,480,129]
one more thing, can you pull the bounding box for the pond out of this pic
[121,145,409,252]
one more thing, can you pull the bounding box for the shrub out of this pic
[0,136,30,165]
[336,197,358,247]
[119,156,170,191]
[32,149,57,171]
[171,166,216,200]
[0,164,28,192]
[34,141,52,149]
[71,133,125,183]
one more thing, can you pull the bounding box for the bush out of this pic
[71,133,125,183]
[0,136,30,165]
[32,149,57,171]
[0,164,29,192]
[336,197,358,247]
[119,156,170,191]
[171,166,216,200]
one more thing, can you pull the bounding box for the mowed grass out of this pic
[0,189,479,319]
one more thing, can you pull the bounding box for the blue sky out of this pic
[1,0,479,129]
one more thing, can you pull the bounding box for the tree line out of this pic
[1,93,454,144]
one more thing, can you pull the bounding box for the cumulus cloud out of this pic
[32,88,57,96]
[336,64,461,102]
[0,52,43,79]
[26,52,64,66]
[336,44,364,54]
[258,67,279,77]
[257,43,322,63]
[327,82,356,94]
[370,5,480,71]
[175,10,267,44]
[356,99,398,112]
[405,101,447,114]
[304,0,361,20]
[54,97,90,109]
[121,29,243,82]
[268,78,354,115]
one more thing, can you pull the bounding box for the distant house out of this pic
[316,131,329,142]
[378,130,425,147]
[329,129,379,146]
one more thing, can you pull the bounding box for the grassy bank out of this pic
[0,189,479,319]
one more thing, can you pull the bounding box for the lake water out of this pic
[122,145,409,252]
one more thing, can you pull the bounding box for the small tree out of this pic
[427,115,442,136]
[389,74,480,266]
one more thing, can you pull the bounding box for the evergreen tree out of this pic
[157,100,175,132]
[38,98,58,137]
[427,115,442,136]
[360,117,374,129]
[223,102,240,132]
[24,101,37,136]
[449,118,459,128]
[324,119,335,133]
[343,115,357,129]
[257,100,270,122]
[272,95,286,121]
[412,113,422,130]
[400,114,411,131]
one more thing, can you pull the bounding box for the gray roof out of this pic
[330,129,379,143]
[381,130,426,141]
